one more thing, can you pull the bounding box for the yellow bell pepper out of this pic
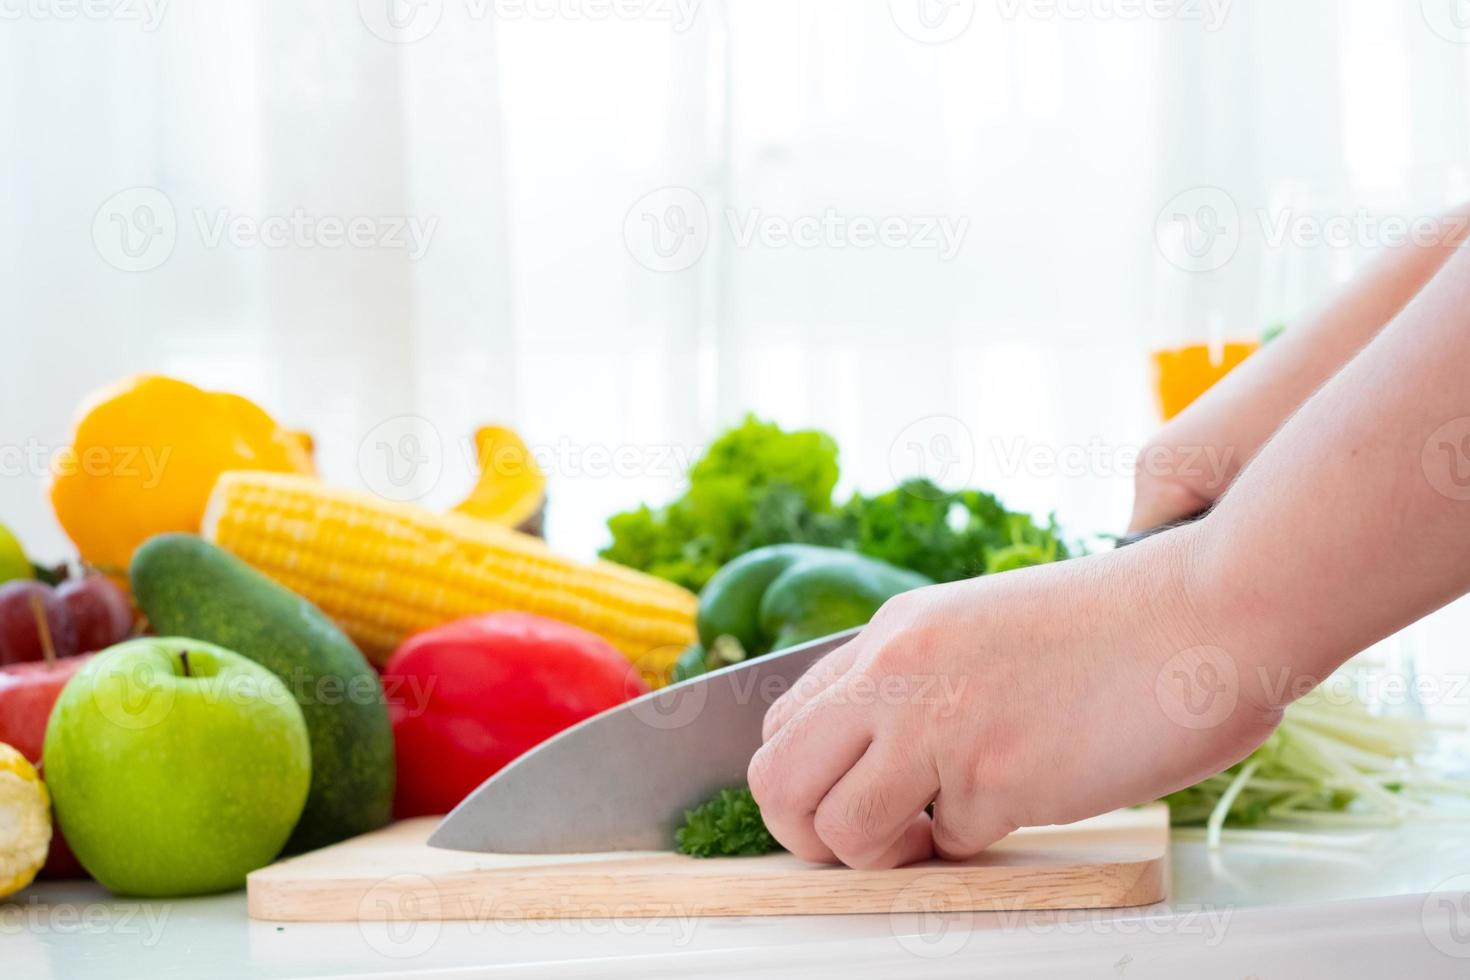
[50,375,314,572]
[0,742,50,898]
[452,425,547,536]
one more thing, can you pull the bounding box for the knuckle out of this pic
[955,737,1017,802]
[870,592,922,635]
[761,699,792,741]
[928,816,964,856]
[813,792,888,865]
[865,595,944,676]
[945,751,985,802]
[866,636,916,679]
[932,810,1015,860]
[746,748,788,812]
[930,816,976,859]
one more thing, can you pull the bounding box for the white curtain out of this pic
[6,0,1470,569]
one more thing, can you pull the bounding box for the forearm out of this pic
[1193,240,1470,702]
[1134,208,1470,529]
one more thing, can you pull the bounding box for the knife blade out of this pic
[428,627,861,854]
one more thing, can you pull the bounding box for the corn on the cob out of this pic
[0,743,50,899]
[201,471,697,686]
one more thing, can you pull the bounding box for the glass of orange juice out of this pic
[1149,339,1259,421]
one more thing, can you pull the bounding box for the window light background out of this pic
[5,0,1470,710]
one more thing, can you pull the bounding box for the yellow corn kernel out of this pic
[0,743,51,899]
[202,472,696,687]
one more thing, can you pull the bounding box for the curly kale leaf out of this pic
[833,479,1068,583]
[602,419,1072,591]
[674,787,783,857]
[600,416,840,592]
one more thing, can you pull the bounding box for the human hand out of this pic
[1131,211,1470,533]
[747,526,1280,869]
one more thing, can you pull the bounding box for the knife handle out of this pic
[1113,507,1211,549]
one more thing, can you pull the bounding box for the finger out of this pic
[762,640,861,741]
[748,691,870,863]
[1127,479,1212,534]
[812,741,939,869]
[885,812,937,869]
[929,790,1017,862]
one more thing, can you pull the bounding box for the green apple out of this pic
[0,523,31,585]
[43,637,311,897]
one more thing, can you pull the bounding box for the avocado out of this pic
[131,533,394,852]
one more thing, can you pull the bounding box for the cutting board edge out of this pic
[246,854,1166,922]
[246,804,1169,922]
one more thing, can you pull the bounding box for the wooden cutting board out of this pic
[247,804,1168,921]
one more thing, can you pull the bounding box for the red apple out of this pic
[56,576,133,654]
[0,652,95,877]
[0,581,77,665]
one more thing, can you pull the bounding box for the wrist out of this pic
[1176,513,1311,721]
[1131,519,1287,740]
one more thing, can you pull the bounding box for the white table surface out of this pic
[10,822,1470,979]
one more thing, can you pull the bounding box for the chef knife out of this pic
[428,627,861,854]
[429,508,1207,856]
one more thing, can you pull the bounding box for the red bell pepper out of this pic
[383,612,649,819]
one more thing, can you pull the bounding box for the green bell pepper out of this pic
[679,544,931,678]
